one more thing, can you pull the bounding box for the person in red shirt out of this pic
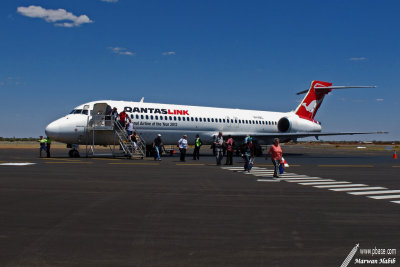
[266,138,283,178]
[225,135,234,165]
[119,110,128,128]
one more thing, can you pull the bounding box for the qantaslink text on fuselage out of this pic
[124,107,189,116]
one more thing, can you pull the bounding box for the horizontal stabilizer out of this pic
[297,85,376,95]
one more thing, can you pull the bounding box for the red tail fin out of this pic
[295,80,332,120]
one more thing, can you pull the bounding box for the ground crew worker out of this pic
[38,136,47,158]
[46,137,51,158]
[193,134,202,160]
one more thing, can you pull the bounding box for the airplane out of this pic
[45,80,381,157]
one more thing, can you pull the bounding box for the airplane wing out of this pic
[209,131,387,143]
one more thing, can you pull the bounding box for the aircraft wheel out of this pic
[69,149,80,158]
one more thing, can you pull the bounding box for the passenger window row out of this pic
[129,114,277,125]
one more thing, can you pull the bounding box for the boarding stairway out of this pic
[113,119,146,159]
[86,113,146,159]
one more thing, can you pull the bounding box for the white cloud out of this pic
[376,98,384,102]
[109,47,135,56]
[349,57,367,61]
[17,5,93,27]
[100,0,118,2]
[162,51,176,56]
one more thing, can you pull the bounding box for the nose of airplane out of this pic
[45,120,60,139]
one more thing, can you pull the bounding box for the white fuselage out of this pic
[45,100,322,146]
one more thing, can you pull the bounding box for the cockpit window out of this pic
[82,110,88,115]
[69,109,84,114]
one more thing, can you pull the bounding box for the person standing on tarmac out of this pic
[178,135,188,162]
[38,136,47,158]
[266,138,283,178]
[225,135,234,165]
[153,134,163,161]
[243,138,255,171]
[214,132,224,165]
[45,137,51,158]
[193,134,202,160]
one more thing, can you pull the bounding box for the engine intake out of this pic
[278,117,290,132]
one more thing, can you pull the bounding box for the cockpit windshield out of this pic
[69,109,88,115]
[69,105,90,115]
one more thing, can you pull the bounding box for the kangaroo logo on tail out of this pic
[295,80,332,120]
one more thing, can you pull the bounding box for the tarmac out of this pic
[0,145,399,266]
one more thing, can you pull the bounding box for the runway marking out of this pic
[287,179,335,183]
[278,177,321,180]
[315,184,367,188]
[221,166,399,206]
[257,179,280,182]
[176,163,205,166]
[40,158,80,161]
[298,181,351,185]
[392,166,400,168]
[256,164,301,167]
[92,158,121,161]
[0,163,36,166]
[108,162,160,165]
[348,190,400,195]
[330,186,387,191]
[45,162,93,164]
[368,195,400,200]
[318,164,374,168]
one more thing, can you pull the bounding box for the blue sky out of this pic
[0,0,399,140]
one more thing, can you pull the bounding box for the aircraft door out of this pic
[92,103,112,127]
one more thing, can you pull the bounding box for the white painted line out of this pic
[316,184,367,188]
[279,177,321,180]
[368,195,400,200]
[298,181,351,185]
[221,167,264,170]
[287,179,335,183]
[391,200,400,204]
[330,186,387,191]
[277,175,309,178]
[257,179,280,182]
[349,190,400,196]
[246,172,273,175]
[0,163,36,166]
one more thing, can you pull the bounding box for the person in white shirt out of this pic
[214,131,224,165]
[178,134,188,162]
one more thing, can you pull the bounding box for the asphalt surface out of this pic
[0,146,399,266]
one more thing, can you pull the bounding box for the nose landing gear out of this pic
[67,144,80,158]
[68,149,80,158]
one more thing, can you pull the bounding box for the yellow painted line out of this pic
[45,162,93,164]
[318,164,374,168]
[39,158,79,161]
[392,166,400,168]
[176,163,205,166]
[108,162,159,165]
[92,158,120,161]
[257,164,301,167]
